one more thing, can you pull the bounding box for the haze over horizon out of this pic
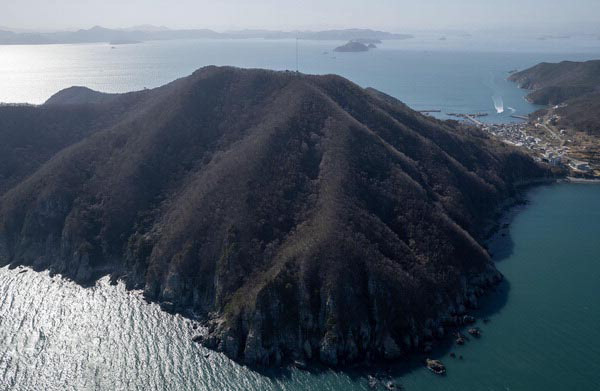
[2,0,600,35]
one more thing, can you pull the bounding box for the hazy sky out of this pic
[2,0,600,33]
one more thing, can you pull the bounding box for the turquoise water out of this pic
[2,36,600,122]
[1,183,599,390]
[398,183,600,390]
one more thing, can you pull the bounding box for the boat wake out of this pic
[507,106,516,114]
[492,95,504,114]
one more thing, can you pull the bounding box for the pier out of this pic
[510,115,529,121]
[465,115,484,126]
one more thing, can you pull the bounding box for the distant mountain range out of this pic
[0,25,413,45]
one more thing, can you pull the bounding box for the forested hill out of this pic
[510,60,600,134]
[0,66,551,366]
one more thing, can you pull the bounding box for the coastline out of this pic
[563,176,600,184]
[2,182,598,389]
[329,180,548,378]
[482,176,558,241]
[195,175,561,369]
[320,177,559,371]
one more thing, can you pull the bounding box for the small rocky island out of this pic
[334,40,374,52]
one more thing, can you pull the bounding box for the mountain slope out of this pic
[0,67,550,366]
[0,89,151,195]
[509,60,600,97]
[510,60,600,134]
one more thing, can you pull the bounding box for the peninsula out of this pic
[0,67,552,367]
[506,60,600,177]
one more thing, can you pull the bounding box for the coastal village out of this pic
[450,110,600,178]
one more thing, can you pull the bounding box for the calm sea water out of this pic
[1,35,600,122]
[1,183,599,390]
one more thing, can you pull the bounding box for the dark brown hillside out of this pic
[509,60,600,94]
[0,66,551,366]
[509,60,600,135]
[45,86,122,105]
[554,92,600,134]
[0,89,147,195]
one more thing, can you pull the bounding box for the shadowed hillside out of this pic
[510,60,600,134]
[0,66,551,367]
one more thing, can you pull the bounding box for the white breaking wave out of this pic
[492,95,504,114]
[508,106,516,114]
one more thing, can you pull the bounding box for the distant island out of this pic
[334,39,380,52]
[334,41,371,52]
[0,25,413,45]
[0,66,552,367]
[108,39,141,45]
[537,35,571,41]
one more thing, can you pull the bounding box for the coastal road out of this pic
[540,122,560,140]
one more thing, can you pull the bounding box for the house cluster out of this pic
[481,122,539,149]
[479,121,594,175]
[568,159,592,173]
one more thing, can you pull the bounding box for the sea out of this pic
[1,33,600,122]
[1,33,600,390]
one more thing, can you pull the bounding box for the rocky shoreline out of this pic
[0,169,549,371]
[0,146,555,371]
[189,180,554,369]
[7,238,506,370]
[188,249,503,368]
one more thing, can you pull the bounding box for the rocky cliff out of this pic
[0,66,551,366]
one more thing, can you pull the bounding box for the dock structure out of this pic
[465,115,484,126]
[418,109,442,113]
[510,115,529,121]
